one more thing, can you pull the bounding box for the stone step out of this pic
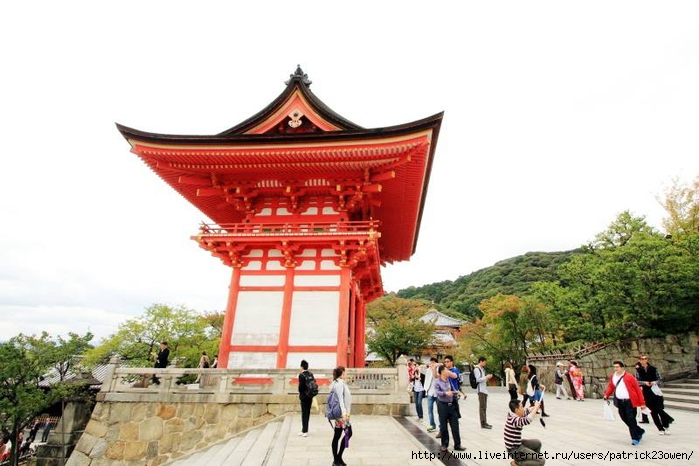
[664,395,699,405]
[263,415,292,466]
[207,434,245,465]
[226,428,264,466]
[189,443,226,466]
[660,388,699,397]
[664,400,699,413]
[240,422,280,466]
[663,382,699,389]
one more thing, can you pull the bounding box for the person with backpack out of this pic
[298,359,318,437]
[473,356,493,429]
[328,366,352,466]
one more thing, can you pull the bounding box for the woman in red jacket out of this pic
[603,361,647,445]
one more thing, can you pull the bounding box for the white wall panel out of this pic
[288,291,339,346]
[231,291,283,345]
[227,352,276,369]
[294,275,340,287]
[320,260,340,270]
[239,275,285,287]
[243,261,262,271]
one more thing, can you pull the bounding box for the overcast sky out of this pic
[1,1,698,343]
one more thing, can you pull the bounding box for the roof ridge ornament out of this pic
[285,64,312,86]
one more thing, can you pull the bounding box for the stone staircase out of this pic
[167,414,292,466]
[662,376,699,413]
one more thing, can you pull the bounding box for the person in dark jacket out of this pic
[152,341,169,385]
[527,365,549,417]
[635,355,674,434]
[298,359,314,437]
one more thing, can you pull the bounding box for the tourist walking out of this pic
[568,361,585,401]
[329,366,352,466]
[504,399,545,466]
[434,365,466,452]
[603,361,647,445]
[473,356,493,428]
[635,354,674,434]
[505,362,518,401]
[554,362,571,400]
[423,357,439,432]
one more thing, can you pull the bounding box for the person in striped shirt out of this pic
[503,399,545,466]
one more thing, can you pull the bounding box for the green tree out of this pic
[365,294,434,366]
[83,303,217,368]
[0,332,93,466]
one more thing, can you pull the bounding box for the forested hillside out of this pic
[397,250,581,320]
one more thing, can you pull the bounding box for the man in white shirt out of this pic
[423,357,439,432]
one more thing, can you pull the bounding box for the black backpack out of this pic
[303,371,319,398]
[469,368,478,389]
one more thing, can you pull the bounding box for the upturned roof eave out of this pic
[115,112,443,147]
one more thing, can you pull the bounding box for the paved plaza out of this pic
[277,388,696,466]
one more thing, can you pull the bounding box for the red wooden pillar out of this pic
[276,267,295,368]
[219,267,241,368]
[336,267,351,366]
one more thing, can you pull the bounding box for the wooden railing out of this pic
[196,220,380,237]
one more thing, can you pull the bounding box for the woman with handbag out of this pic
[329,366,352,466]
[504,362,518,400]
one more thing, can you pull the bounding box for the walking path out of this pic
[170,388,697,465]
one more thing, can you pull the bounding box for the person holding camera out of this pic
[434,364,466,452]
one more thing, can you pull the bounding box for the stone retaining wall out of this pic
[528,332,698,399]
[65,393,409,466]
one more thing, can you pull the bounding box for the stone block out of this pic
[104,440,124,460]
[179,430,203,451]
[163,418,185,435]
[373,404,389,415]
[108,404,133,425]
[131,403,147,423]
[122,441,147,461]
[89,438,108,459]
[118,422,139,442]
[139,417,163,442]
[104,424,121,442]
[203,404,220,424]
[74,432,98,455]
[156,404,177,420]
[178,403,194,419]
[220,404,238,422]
[237,404,251,418]
[84,420,108,439]
[151,455,169,466]
[158,433,181,454]
[250,403,267,418]
[65,450,90,466]
[146,441,158,459]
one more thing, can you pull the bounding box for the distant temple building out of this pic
[419,309,467,358]
[118,66,442,369]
